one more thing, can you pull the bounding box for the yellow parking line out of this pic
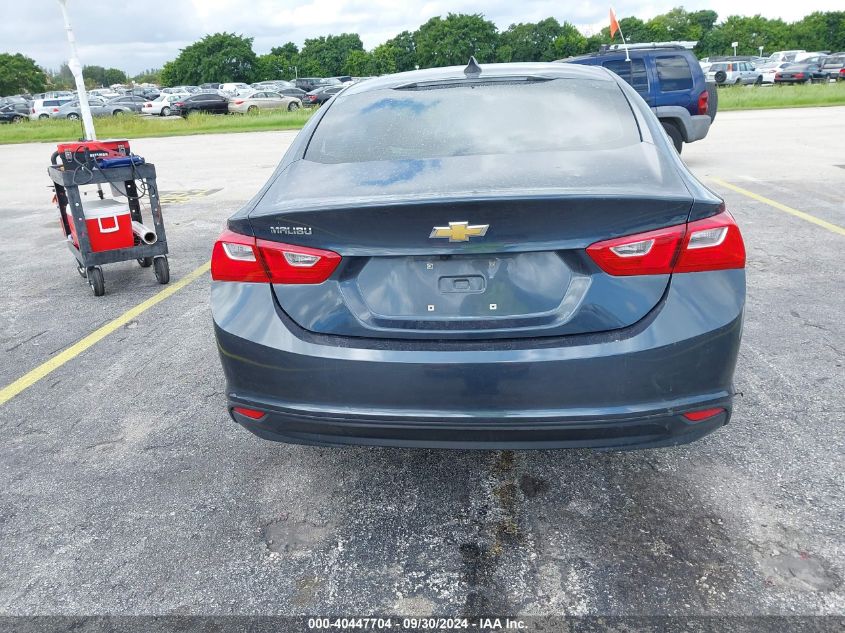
[710,178,845,237]
[0,261,211,406]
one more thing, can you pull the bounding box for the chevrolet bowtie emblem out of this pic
[430,221,489,242]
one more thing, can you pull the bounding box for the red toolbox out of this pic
[66,199,134,252]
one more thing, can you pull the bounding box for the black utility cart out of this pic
[49,162,169,296]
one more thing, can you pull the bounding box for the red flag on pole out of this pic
[609,8,620,38]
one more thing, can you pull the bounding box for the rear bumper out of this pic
[229,404,729,449]
[212,270,745,449]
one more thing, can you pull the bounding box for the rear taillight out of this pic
[211,229,341,284]
[31,107,35,113]
[682,407,725,422]
[174,102,184,107]
[52,107,59,112]
[232,406,265,419]
[234,99,244,105]
[144,102,152,107]
[794,73,805,79]
[840,68,845,76]
[586,209,745,276]
[697,90,709,115]
[775,73,782,79]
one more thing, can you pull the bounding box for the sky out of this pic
[2,0,841,75]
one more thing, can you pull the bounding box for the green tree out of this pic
[255,42,300,80]
[158,32,258,85]
[299,33,364,77]
[133,68,162,84]
[791,11,845,52]
[0,53,47,94]
[499,18,566,62]
[342,50,372,76]
[414,13,499,68]
[383,31,417,71]
[552,22,588,58]
[370,43,399,75]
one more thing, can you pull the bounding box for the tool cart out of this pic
[49,156,170,296]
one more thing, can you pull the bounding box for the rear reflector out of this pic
[211,228,341,284]
[682,407,725,422]
[232,406,265,419]
[587,209,745,276]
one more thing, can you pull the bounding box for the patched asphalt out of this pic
[0,108,843,617]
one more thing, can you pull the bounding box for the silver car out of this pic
[706,61,763,85]
[51,97,133,119]
[227,91,302,114]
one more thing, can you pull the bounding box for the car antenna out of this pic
[464,56,482,77]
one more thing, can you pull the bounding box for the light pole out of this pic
[56,0,96,140]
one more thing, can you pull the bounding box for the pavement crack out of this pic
[4,330,47,352]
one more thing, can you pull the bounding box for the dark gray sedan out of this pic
[51,97,133,119]
[211,62,746,449]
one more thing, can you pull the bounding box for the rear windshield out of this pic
[305,78,640,164]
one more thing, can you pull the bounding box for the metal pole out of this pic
[57,0,96,141]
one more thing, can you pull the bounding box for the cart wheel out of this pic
[88,267,105,297]
[137,257,153,268]
[77,264,87,278]
[153,256,170,285]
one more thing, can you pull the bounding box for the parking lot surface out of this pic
[1,107,843,617]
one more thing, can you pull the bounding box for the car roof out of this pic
[341,62,611,96]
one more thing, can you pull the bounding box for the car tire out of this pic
[67,113,80,120]
[161,107,170,117]
[661,121,683,154]
[706,82,718,122]
[735,78,742,85]
[288,101,300,111]
[754,76,763,86]
[247,105,259,115]
[714,70,727,84]
[12,115,24,123]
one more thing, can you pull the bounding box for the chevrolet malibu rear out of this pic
[211,62,745,449]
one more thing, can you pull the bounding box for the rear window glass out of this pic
[655,56,693,91]
[305,78,640,164]
[602,59,649,93]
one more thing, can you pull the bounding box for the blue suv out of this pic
[563,44,717,153]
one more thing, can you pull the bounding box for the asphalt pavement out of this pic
[0,107,843,620]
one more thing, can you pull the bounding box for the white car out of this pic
[220,82,252,96]
[706,61,763,85]
[29,97,73,120]
[141,93,187,116]
[90,88,120,100]
[759,62,791,84]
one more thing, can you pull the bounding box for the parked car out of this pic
[774,62,827,84]
[0,96,31,115]
[89,88,120,100]
[766,50,804,63]
[107,95,147,112]
[210,61,746,449]
[278,87,309,102]
[199,83,222,91]
[170,93,230,117]
[820,54,845,81]
[51,97,133,119]
[220,82,252,96]
[758,62,791,84]
[141,93,187,116]
[29,97,73,120]
[295,77,341,92]
[303,85,344,106]
[564,43,717,153]
[228,91,302,114]
[706,61,762,85]
[0,104,26,123]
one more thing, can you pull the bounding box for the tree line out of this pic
[1,7,843,94]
